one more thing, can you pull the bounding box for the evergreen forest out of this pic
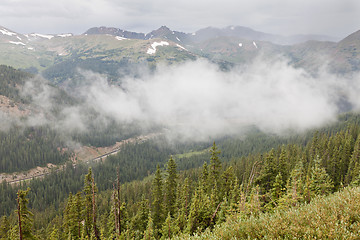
[2,113,360,239]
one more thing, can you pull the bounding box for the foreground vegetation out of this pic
[175,186,360,239]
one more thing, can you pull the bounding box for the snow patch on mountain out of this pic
[57,34,72,37]
[115,36,127,41]
[9,41,26,46]
[253,41,258,49]
[176,44,188,51]
[0,28,17,36]
[147,41,169,54]
[239,43,242,47]
[176,37,181,42]
[30,33,54,39]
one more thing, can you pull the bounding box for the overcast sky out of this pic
[0,0,359,38]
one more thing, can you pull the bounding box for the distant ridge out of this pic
[0,24,358,77]
[82,25,339,45]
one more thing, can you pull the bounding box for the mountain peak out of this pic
[0,26,19,37]
[145,26,173,39]
[337,29,360,52]
[340,29,360,42]
[83,26,145,39]
[84,26,124,35]
[158,26,171,31]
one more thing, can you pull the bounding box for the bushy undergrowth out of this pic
[175,187,360,239]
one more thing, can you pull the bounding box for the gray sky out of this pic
[0,0,359,38]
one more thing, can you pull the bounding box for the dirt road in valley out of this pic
[0,132,161,184]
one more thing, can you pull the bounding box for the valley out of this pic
[0,132,161,184]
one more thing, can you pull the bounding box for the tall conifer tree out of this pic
[210,141,222,184]
[83,168,100,240]
[152,165,164,236]
[165,156,177,217]
[16,188,34,240]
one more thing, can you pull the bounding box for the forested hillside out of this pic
[0,65,150,175]
[1,114,360,239]
[0,66,72,173]
[0,65,32,103]
[0,126,71,173]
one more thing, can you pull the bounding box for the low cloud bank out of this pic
[79,58,360,139]
[9,57,360,142]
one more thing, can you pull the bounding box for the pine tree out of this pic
[346,134,360,184]
[63,192,83,239]
[143,212,154,240]
[209,141,222,184]
[309,131,320,160]
[175,178,191,232]
[161,212,179,239]
[268,172,285,209]
[152,165,164,236]
[83,169,93,238]
[201,162,209,181]
[109,201,127,238]
[48,225,59,240]
[229,177,241,209]
[74,192,83,238]
[111,168,126,237]
[0,216,9,240]
[8,225,19,240]
[215,197,228,225]
[256,149,277,192]
[186,184,212,234]
[278,146,289,182]
[209,183,220,224]
[308,156,333,200]
[201,162,210,194]
[165,156,177,217]
[63,193,74,237]
[244,185,261,217]
[131,195,149,234]
[220,166,236,199]
[83,168,100,240]
[283,160,305,207]
[16,188,34,240]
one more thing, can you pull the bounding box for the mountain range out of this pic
[0,25,359,85]
[83,25,339,45]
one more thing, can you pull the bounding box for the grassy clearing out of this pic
[174,148,209,159]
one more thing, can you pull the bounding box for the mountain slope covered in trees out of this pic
[0,66,72,174]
